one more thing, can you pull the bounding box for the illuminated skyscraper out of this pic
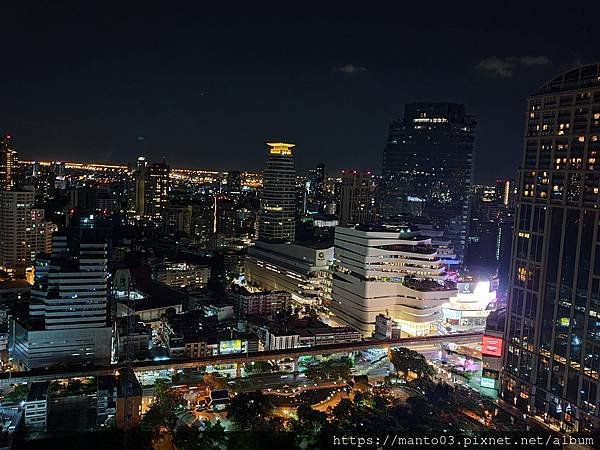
[132,156,170,221]
[495,178,517,210]
[0,134,18,191]
[226,170,242,194]
[257,142,296,242]
[0,190,53,270]
[306,163,326,213]
[381,103,476,259]
[146,160,170,220]
[501,64,600,432]
[134,156,147,216]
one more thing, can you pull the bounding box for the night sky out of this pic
[1,3,599,182]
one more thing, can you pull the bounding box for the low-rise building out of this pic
[481,308,506,391]
[202,303,235,321]
[114,268,186,322]
[298,326,361,347]
[264,329,300,351]
[168,310,208,358]
[245,240,333,305]
[24,382,49,431]
[170,312,259,358]
[218,248,246,281]
[0,280,30,326]
[115,370,143,429]
[154,262,210,289]
[97,376,118,426]
[248,316,361,351]
[0,405,24,449]
[113,315,152,362]
[234,288,290,320]
[373,314,402,339]
[168,331,217,359]
[134,282,185,321]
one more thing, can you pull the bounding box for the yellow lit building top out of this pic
[267,142,295,155]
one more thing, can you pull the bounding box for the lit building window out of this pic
[517,266,530,282]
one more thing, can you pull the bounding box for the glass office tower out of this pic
[381,103,476,260]
[501,64,600,432]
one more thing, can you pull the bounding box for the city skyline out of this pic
[2,3,600,182]
[2,4,600,446]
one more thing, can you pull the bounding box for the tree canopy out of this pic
[305,357,353,381]
[389,347,435,381]
[140,378,184,438]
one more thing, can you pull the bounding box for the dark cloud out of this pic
[477,56,551,77]
[333,64,368,74]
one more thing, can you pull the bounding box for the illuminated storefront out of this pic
[442,281,495,329]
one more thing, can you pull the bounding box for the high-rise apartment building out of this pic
[495,178,518,211]
[0,190,53,270]
[214,195,237,238]
[331,224,457,336]
[258,143,296,242]
[306,163,326,213]
[162,205,193,236]
[133,156,147,216]
[0,135,18,191]
[338,170,377,226]
[381,103,476,259]
[11,222,112,369]
[501,64,600,432]
[493,179,517,294]
[132,156,170,221]
[146,161,170,220]
[226,170,242,194]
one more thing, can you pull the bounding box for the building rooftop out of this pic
[244,314,272,328]
[0,280,31,291]
[115,315,152,335]
[26,381,49,402]
[97,375,118,391]
[231,285,289,298]
[537,63,600,94]
[132,279,186,311]
[292,239,334,250]
[209,389,230,405]
[117,370,142,398]
[354,224,413,233]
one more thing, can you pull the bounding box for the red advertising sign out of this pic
[482,335,503,357]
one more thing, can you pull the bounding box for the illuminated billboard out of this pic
[220,339,242,355]
[482,335,503,357]
[480,377,496,389]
